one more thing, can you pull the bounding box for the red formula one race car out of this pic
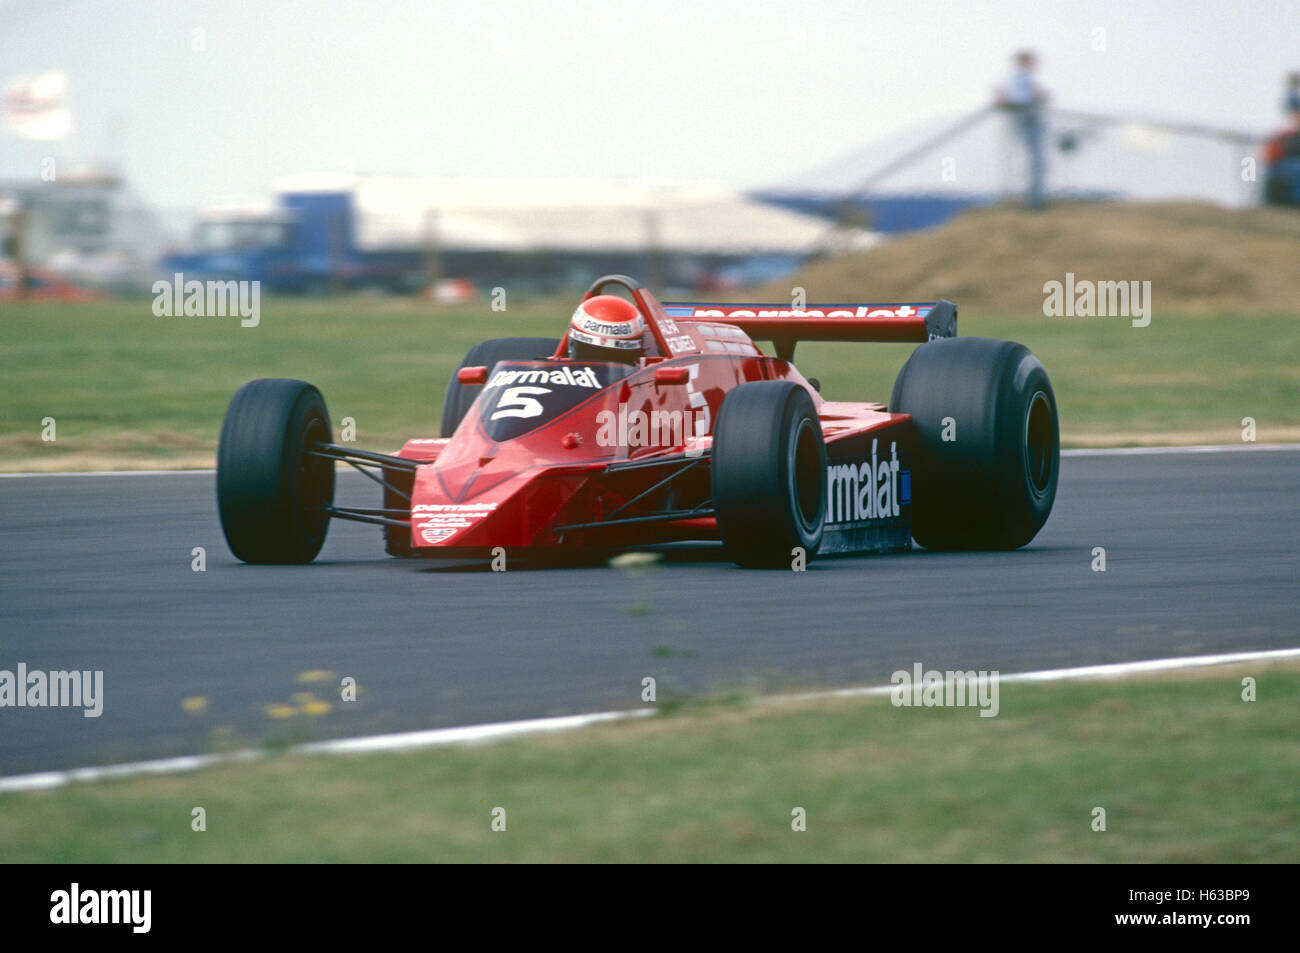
[216,275,1058,568]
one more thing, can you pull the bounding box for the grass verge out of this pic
[1,660,1295,862]
[2,297,1297,471]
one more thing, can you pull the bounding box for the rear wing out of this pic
[662,300,957,361]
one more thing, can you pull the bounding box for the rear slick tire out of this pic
[890,337,1058,550]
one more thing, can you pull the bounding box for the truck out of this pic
[161,187,427,294]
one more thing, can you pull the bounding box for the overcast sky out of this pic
[3,0,1297,211]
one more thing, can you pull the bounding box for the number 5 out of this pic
[490,386,550,420]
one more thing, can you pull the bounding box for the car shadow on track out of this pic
[410,542,732,572]
[315,541,1075,573]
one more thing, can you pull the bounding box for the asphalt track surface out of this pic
[1,448,1297,776]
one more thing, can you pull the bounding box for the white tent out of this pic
[272,173,881,255]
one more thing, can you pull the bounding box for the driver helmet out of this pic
[567,295,647,365]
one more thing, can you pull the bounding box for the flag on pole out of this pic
[3,71,72,140]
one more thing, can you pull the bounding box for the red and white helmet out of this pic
[567,295,647,364]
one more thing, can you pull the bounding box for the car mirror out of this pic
[457,366,489,385]
[654,366,690,385]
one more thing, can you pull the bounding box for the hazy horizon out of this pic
[3,0,1297,211]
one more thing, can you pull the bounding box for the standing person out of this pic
[1263,73,1300,206]
[995,50,1049,210]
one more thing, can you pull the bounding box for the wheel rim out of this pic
[1023,391,1054,497]
[790,417,823,533]
[298,415,333,534]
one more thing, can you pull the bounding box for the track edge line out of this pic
[2,647,1297,795]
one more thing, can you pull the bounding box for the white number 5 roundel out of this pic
[489,386,551,420]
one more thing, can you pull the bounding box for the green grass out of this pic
[2,662,1295,862]
[799,308,1300,446]
[0,295,568,469]
[2,296,1297,470]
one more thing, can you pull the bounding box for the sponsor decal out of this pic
[666,304,931,319]
[656,316,699,355]
[825,439,907,525]
[570,328,642,349]
[414,502,497,543]
[479,361,629,440]
[412,503,499,513]
[487,366,602,389]
[579,317,636,336]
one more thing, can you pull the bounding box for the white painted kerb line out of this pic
[1061,443,1300,457]
[0,469,216,479]
[762,646,1300,705]
[1,647,1296,795]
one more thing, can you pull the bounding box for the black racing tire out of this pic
[890,337,1059,550]
[711,381,827,568]
[439,337,562,438]
[217,378,335,564]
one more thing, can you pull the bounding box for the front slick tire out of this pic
[711,381,826,568]
[217,378,335,564]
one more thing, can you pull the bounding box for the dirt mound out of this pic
[759,202,1300,315]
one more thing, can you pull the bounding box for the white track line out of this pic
[1061,443,1300,457]
[295,710,648,755]
[1,647,1296,795]
[0,469,215,478]
[2,443,1298,478]
[762,647,1300,705]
